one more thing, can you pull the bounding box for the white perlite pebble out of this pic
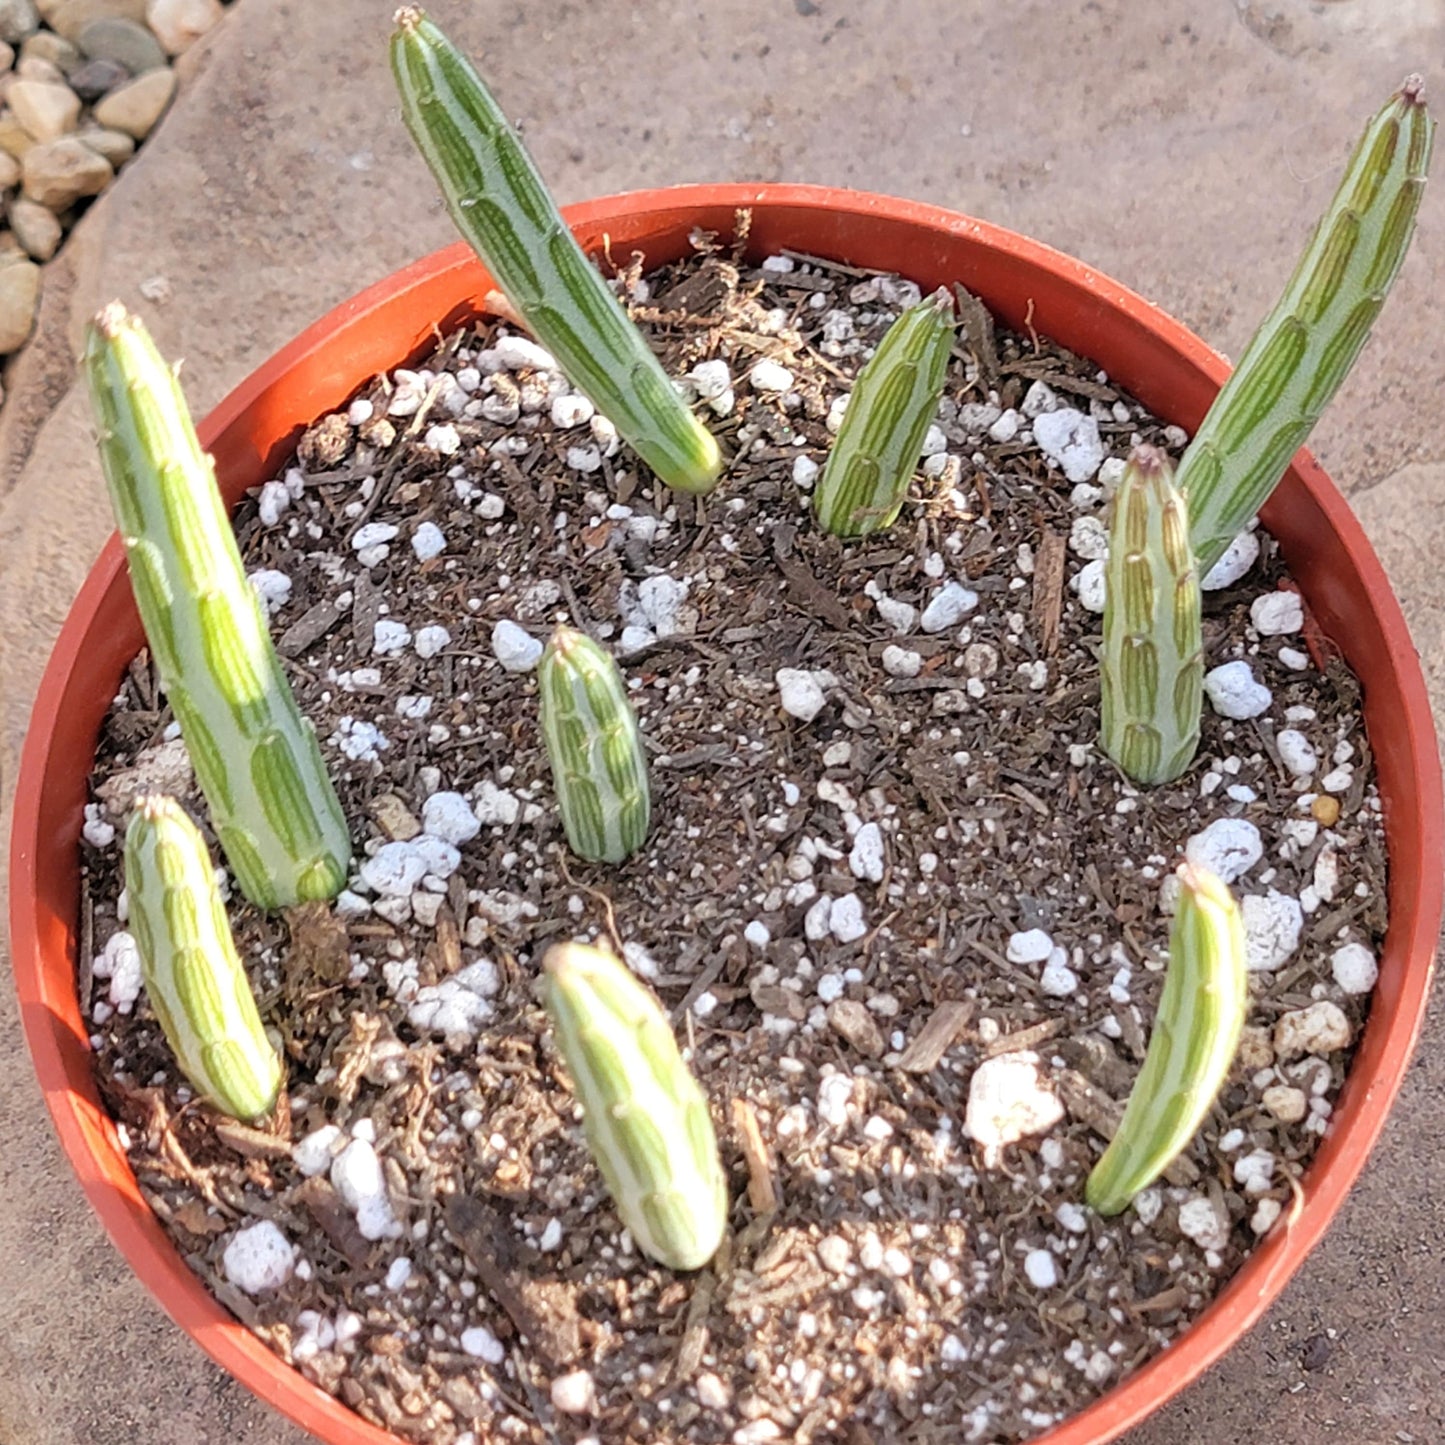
[750,359,795,392]
[248,569,292,617]
[817,1072,854,1128]
[101,931,142,1012]
[1201,529,1260,590]
[1233,1148,1276,1195]
[792,455,820,489]
[460,1325,506,1363]
[1185,817,1264,883]
[635,573,690,636]
[1040,950,1080,998]
[695,1371,732,1410]
[1072,557,1107,613]
[1177,1196,1230,1252]
[830,892,868,943]
[488,336,558,372]
[360,841,430,897]
[422,791,481,846]
[1032,408,1105,482]
[964,1052,1064,1165]
[882,645,923,678]
[293,1125,341,1178]
[408,960,500,1041]
[1204,660,1272,719]
[1275,728,1319,778]
[1331,942,1379,995]
[491,619,543,673]
[1023,1248,1058,1289]
[920,581,978,632]
[1250,590,1304,635]
[82,804,116,848]
[776,668,829,722]
[550,1370,597,1416]
[1069,515,1110,562]
[1274,1000,1352,1059]
[222,1221,295,1295]
[849,823,885,883]
[411,522,446,562]
[473,781,521,826]
[875,594,918,634]
[331,1138,400,1240]
[414,625,451,660]
[1242,890,1304,972]
[373,619,412,657]
[352,522,398,552]
[1006,929,1053,964]
[550,393,595,428]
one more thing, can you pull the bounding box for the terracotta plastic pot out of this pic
[10,185,1443,1445]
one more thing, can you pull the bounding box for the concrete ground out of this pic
[1,0,1442,1441]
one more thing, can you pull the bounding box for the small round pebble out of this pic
[222,1221,295,1295]
[1203,660,1272,719]
[1275,728,1319,777]
[920,580,979,633]
[460,1325,506,1363]
[491,619,543,673]
[1274,1000,1352,1059]
[1250,590,1304,635]
[422,791,481,846]
[1006,928,1053,964]
[1023,1248,1058,1288]
[1201,529,1260,590]
[410,521,446,561]
[1331,941,1378,995]
[776,667,829,722]
[1185,817,1263,884]
[551,1369,597,1415]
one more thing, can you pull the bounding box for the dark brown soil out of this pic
[78,235,1387,1445]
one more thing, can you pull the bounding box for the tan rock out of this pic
[145,0,220,55]
[14,55,64,82]
[0,40,14,71]
[18,30,80,72]
[0,105,34,156]
[8,194,59,259]
[46,0,147,44]
[20,133,110,208]
[8,78,81,140]
[74,122,130,166]
[0,148,18,185]
[91,63,172,138]
[0,252,38,352]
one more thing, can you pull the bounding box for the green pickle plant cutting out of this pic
[79,0,1431,1276]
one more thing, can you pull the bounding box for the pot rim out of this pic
[10,183,1443,1445]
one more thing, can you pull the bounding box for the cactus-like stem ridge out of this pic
[542,941,728,1271]
[1085,864,1249,1216]
[86,305,351,910]
[1099,445,1203,785]
[124,795,284,1121]
[813,287,956,538]
[390,10,721,495]
[1180,78,1433,574]
[539,627,651,864]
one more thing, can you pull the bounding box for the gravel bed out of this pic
[78,235,1387,1445]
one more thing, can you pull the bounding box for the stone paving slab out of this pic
[0,1,1440,1442]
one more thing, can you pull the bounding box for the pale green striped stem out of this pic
[85,305,350,910]
[538,626,651,864]
[1086,864,1249,1216]
[391,8,721,495]
[543,941,728,1270]
[813,287,956,538]
[124,795,284,1121]
[1100,445,1203,785]
[1181,77,1433,574]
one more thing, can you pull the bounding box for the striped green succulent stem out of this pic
[542,940,728,1270]
[85,305,350,910]
[124,795,284,1121]
[390,8,722,495]
[538,626,650,864]
[1180,77,1434,575]
[1099,445,1203,785]
[1086,864,1249,1217]
[813,287,956,538]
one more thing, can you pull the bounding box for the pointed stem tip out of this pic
[1127,442,1170,476]
[1400,74,1425,106]
[393,6,425,31]
[94,300,131,339]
